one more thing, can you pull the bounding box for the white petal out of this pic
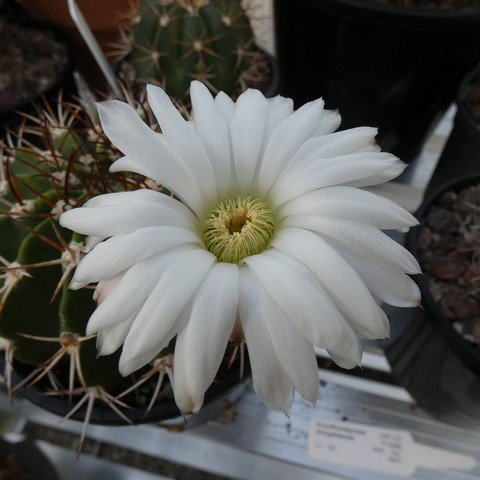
[96,100,205,213]
[109,156,150,177]
[282,216,421,274]
[250,271,319,404]
[172,329,193,413]
[339,248,421,307]
[85,235,104,251]
[346,160,407,187]
[310,109,341,137]
[120,342,168,378]
[244,251,360,363]
[215,91,235,122]
[278,186,418,230]
[147,84,218,205]
[69,280,88,290]
[272,228,388,338]
[60,199,196,237]
[327,342,362,370]
[96,315,134,356]
[266,250,362,368]
[146,84,186,129]
[173,263,239,413]
[123,301,192,377]
[93,272,125,304]
[239,268,294,413]
[256,98,325,194]
[86,248,192,334]
[230,89,268,193]
[83,189,198,224]
[260,95,294,156]
[120,248,215,373]
[280,127,379,178]
[73,226,201,285]
[190,81,231,198]
[270,153,400,208]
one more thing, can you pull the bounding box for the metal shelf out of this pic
[1,345,479,480]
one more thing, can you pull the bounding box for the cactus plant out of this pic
[123,0,263,99]
[0,94,185,449]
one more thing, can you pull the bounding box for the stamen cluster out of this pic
[202,196,276,264]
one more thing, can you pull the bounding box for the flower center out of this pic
[202,196,276,264]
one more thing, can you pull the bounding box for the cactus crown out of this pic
[125,0,260,99]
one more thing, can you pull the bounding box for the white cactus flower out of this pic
[60,81,420,414]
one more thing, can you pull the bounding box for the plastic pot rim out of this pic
[289,0,480,28]
[5,356,250,426]
[455,65,480,138]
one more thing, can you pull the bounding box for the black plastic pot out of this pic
[384,173,480,427]
[274,0,480,162]
[0,436,58,480]
[7,355,249,426]
[0,17,74,131]
[426,67,480,196]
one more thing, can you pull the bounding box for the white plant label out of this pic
[308,419,477,477]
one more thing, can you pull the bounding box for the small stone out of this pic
[461,317,480,344]
[418,227,434,252]
[437,191,457,208]
[428,280,449,302]
[455,187,480,218]
[462,185,480,205]
[426,252,468,279]
[461,263,480,286]
[425,207,459,233]
[433,233,457,254]
[441,294,479,319]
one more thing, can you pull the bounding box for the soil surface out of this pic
[375,0,480,7]
[0,17,68,113]
[0,450,33,480]
[418,183,480,344]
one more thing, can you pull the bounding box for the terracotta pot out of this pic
[16,0,137,31]
[16,0,139,91]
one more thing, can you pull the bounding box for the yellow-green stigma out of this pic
[202,196,276,264]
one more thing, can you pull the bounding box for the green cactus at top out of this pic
[127,0,258,99]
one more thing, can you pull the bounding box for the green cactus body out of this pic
[0,186,58,264]
[129,0,257,99]
[59,271,124,392]
[0,218,67,364]
[0,97,146,399]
